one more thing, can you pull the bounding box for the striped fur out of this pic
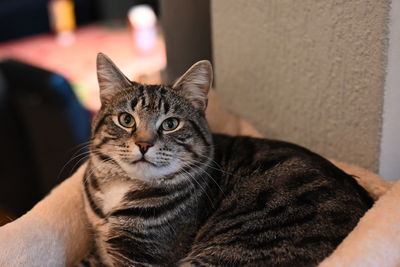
[78,54,372,266]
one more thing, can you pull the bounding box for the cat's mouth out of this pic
[131,157,157,167]
[118,155,180,181]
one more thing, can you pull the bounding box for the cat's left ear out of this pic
[172,60,213,111]
[96,53,132,104]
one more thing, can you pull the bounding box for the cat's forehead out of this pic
[127,83,171,98]
[108,83,180,113]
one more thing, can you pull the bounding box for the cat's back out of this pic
[184,134,373,266]
[212,134,372,205]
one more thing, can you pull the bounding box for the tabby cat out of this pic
[79,53,373,267]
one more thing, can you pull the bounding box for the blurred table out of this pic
[0,24,166,111]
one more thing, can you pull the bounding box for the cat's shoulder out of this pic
[211,133,341,175]
[212,133,316,157]
[211,134,373,204]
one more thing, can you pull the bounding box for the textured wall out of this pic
[211,0,389,171]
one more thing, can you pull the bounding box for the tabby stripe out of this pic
[79,259,91,267]
[106,236,160,265]
[157,97,163,111]
[174,139,201,159]
[123,183,188,202]
[296,185,333,206]
[163,101,170,114]
[137,85,144,95]
[191,253,239,267]
[135,85,145,108]
[232,248,283,265]
[95,151,114,163]
[197,255,235,267]
[197,215,245,242]
[244,234,291,249]
[89,172,100,191]
[287,171,324,189]
[107,250,147,267]
[97,152,109,161]
[124,187,170,201]
[117,228,159,244]
[267,205,287,217]
[130,98,138,110]
[211,220,245,237]
[159,87,166,95]
[257,158,285,173]
[222,206,263,221]
[110,190,191,218]
[241,210,317,237]
[198,233,287,254]
[140,95,146,107]
[206,206,315,244]
[83,174,105,218]
[294,235,344,248]
[181,259,205,267]
[206,202,238,224]
[94,136,118,149]
[188,120,210,147]
[93,115,107,134]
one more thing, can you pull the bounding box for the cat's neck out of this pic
[85,157,220,213]
[83,157,221,263]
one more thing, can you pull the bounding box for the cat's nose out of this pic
[135,141,153,154]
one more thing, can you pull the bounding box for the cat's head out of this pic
[90,53,213,184]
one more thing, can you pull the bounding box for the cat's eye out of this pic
[161,118,180,131]
[118,113,136,128]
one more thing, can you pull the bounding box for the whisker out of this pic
[57,147,94,181]
[66,140,92,154]
[179,166,215,209]
[179,157,227,197]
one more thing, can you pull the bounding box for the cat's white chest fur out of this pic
[97,181,130,213]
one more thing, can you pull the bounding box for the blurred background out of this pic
[0,0,398,225]
[0,0,212,224]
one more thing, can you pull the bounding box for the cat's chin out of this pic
[118,159,181,183]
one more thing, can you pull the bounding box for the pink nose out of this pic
[135,141,153,154]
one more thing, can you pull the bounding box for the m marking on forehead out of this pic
[137,85,144,95]
[164,102,170,114]
[131,99,138,110]
[141,95,147,107]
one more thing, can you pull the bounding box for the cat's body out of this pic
[79,54,372,266]
[180,134,372,266]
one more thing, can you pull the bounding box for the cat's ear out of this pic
[96,53,132,104]
[172,60,213,111]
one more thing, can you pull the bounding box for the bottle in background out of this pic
[128,5,157,55]
[48,0,76,46]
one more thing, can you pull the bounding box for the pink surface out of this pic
[0,24,166,111]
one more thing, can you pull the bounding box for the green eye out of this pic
[161,118,180,131]
[118,113,135,128]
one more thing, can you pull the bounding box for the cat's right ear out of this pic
[96,53,132,104]
[172,60,213,111]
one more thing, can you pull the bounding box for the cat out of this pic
[78,53,373,267]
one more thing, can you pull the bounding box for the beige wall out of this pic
[211,0,390,172]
